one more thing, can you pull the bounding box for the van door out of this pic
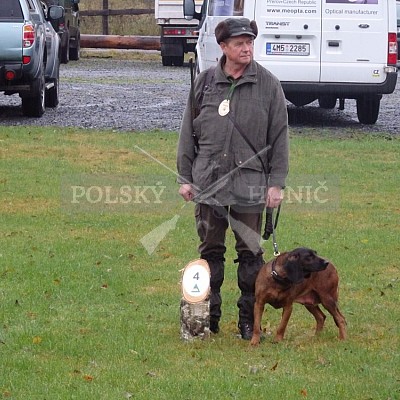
[321,1,387,84]
[197,15,224,70]
[197,0,245,71]
[253,0,322,82]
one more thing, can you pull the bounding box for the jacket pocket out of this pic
[231,150,267,204]
[192,155,219,193]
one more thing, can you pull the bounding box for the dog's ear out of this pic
[284,258,304,284]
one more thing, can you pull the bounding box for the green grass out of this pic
[0,126,399,399]
[80,0,159,36]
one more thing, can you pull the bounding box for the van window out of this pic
[0,0,23,19]
[208,0,244,16]
[26,0,36,11]
[397,1,400,25]
[325,0,378,3]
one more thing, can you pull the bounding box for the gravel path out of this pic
[0,56,398,135]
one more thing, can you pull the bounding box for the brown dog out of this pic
[250,248,346,346]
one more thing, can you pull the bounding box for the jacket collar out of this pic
[215,55,258,85]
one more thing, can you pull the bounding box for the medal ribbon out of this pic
[218,78,238,117]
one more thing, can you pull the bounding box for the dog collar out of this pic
[271,259,292,287]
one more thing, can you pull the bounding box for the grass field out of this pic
[0,126,399,399]
[79,0,158,36]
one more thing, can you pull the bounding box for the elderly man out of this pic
[177,18,289,340]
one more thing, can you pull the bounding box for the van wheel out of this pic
[356,96,380,125]
[22,67,45,117]
[318,96,337,109]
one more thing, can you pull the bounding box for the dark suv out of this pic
[43,0,80,63]
[0,0,64,117]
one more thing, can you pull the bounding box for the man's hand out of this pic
[266,186,283,208]
[179,183,195,202]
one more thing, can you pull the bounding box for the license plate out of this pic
[266,42,310,56]
[187,38,197,44]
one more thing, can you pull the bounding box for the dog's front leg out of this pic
[275,304,293,342]
[250,300,265,346]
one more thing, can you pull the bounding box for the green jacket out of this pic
[177,56,289,206]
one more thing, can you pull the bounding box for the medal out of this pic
[218,99,230,116]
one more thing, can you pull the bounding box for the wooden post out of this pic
[102,0,109,35]
[180,298,210,341]
[180,259,211,342]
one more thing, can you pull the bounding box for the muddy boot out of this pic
[209,292,221,334]
[203,253,225,334]
[237,293,256,339]
[236,252,264,340]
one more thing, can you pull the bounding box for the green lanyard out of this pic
[226,78,237,101]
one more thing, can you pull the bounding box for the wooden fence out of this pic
[80,0,154,35]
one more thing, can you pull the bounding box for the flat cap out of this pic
[215,18,258,44]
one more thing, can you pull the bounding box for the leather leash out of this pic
[263,204,281,256]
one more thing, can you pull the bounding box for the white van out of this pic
[184,0,398,124]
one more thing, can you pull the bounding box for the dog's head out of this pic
[283,248,329,284]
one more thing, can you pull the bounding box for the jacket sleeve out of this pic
[176,94,196,184]
[267,79,289,189]
[177,70,209,185]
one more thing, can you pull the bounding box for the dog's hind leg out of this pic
[321,300,347,340]
[275,304,293,342]
[304,304,326,335]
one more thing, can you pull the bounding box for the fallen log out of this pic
[80,8,154,17]
[81,34,161,51]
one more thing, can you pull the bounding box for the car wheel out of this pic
[60,31,70,64]
[195,53,200,76]
[22,66,45,117]
[45,67,60,108]
[69,31,80,61]
[356,95,380,125]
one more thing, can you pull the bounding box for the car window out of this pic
[0,0,23,19]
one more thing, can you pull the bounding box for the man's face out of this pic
[220,35,254,66]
